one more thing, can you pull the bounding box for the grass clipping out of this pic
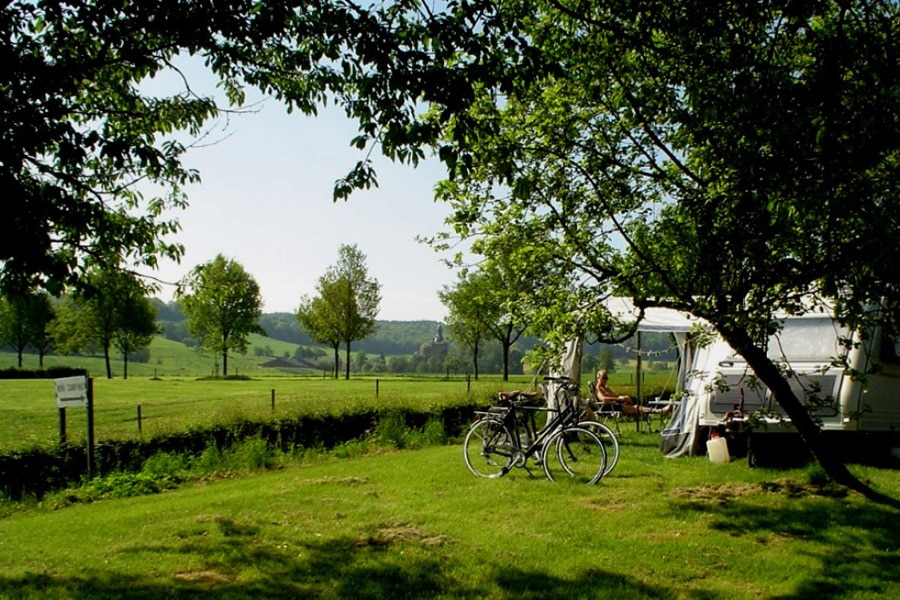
[673,477,849,504]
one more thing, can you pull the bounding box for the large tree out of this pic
[402,1,900,495]
[298,245,381,380]
[0,0,364,294]
[177,254,263,377]
[0,0,220,293]
[297,283,345,379]
[250,0,900,496]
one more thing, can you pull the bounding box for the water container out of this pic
[706,436,730,463]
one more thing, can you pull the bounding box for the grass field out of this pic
[0,431,898,599]
[0,376,474,451]
[0,370,669,452]
[0,334,309,379]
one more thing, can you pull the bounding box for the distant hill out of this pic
[256,314,441,355]
[152,300,441,356]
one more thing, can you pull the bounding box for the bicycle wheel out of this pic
[463,418,515,478]
[578,420,620,476]
[542,427,606,485]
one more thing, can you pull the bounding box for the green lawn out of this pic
[0,432,898,599]
[0,370,668,452]
[0,376,501,451]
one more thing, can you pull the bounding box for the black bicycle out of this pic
[463,383,608,484]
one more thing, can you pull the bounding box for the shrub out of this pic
[141,452,190,478]
[373,412,409,449]
[421,417,448,446]
[223,437,275,471]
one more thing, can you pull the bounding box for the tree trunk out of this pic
[501,339,510,382]
[471,340,480,381]
[332,343,340,379]
[123,355,129,380]
[344,342,351,380]
[103,343,112,379]
[223,349,229,377]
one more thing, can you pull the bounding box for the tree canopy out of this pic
[50,269,157,378]
[177,254,263,376]
[440,263,530,381]
[298,244,381,379]
[0,290,54,368]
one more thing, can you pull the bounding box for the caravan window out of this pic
[766,318,847,362]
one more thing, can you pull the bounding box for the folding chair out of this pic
[588,380,621,435]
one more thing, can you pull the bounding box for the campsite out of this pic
[5,0,900,596]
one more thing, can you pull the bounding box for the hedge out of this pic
[0,403,481,500]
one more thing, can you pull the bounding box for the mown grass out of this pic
[0,370,667,452]
[0,429,898,599]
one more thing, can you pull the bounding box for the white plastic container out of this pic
[706,436,731,463]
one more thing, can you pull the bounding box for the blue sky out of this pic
[143,62,460,322]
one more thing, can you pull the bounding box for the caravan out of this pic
[661,312,900,464]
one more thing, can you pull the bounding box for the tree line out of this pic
[1,262,671,380]
[0,245,382,380]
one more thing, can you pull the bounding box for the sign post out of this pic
[54,375,94,478]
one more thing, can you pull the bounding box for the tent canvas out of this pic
[548,298,703,455]
[603,297,699,334]
[603,298,699,396]
[602,298,704,456]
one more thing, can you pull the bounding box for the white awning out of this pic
[604,297,700,333]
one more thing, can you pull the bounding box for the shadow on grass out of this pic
[673,486,900,599]
[0,520,677,600]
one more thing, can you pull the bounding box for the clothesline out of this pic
[614,342,680,357]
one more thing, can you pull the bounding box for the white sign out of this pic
[55,376,88,408]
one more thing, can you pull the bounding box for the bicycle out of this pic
[543,375,621,477]
[463,384,608,484]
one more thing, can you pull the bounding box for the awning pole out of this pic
[636,331,642,432]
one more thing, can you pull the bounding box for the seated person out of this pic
[594,370,671,416]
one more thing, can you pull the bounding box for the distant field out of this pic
[0,334,310,379]
[0,369,673,452]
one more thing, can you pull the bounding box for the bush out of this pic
[373,412,409,449]
[0,403,479,501]
[142,452,190,478]
[224,437,275,470]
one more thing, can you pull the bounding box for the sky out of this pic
[142,64,462,322]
